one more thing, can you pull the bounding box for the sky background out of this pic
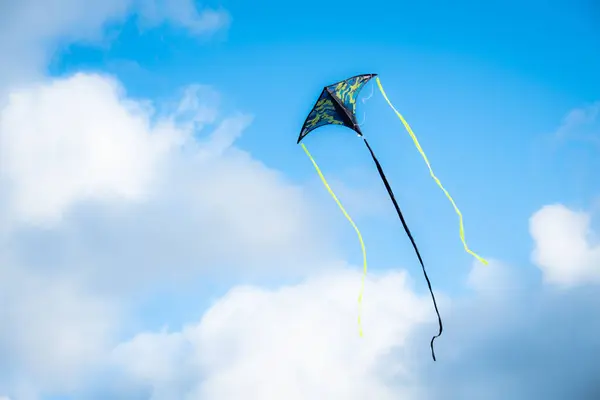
[0,0,599,399]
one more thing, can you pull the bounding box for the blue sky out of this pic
[0,0,599,399]
[49,0,599,291]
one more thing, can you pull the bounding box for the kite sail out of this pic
[298,73,488,361]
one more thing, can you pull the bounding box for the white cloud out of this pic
[554,102,600,146]
[467,259,523,299]
[111,268,433,400]
[0,265,121,394]
[1,0,228,45]
[58,242,597,400]
[0,70,333,395]
[103,230,600,400]
[0,71,332,290]
[530,204,600,287]
[0,0,237,398]
[3,191,599,400]
[0,71,334,396]
[136,0,230,35]
[0,0,228,95]
[0,73,182,224]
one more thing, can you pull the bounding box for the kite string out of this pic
[374,77,488,266]
[300,143,368,337]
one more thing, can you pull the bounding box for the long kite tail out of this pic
[374,77,488,266]
[300,143,369,337]
[363,138,443,361]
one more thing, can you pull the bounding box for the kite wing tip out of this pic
[297,129,307,144]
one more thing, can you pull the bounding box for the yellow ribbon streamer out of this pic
[375,77,488,265]
[300,142,368,336]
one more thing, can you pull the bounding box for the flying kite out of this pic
[298,73,488,361]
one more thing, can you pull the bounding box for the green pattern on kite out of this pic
[298,73,377,143]
[327,74,374,122]
[299,89,346,141]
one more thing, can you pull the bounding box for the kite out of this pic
[298,73,488,361]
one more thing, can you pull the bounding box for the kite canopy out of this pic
[297,73,377,143]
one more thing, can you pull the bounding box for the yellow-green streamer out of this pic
[300,142,368,336]
[375,77,488,266]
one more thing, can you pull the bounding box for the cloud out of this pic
[0,72,333,294]
[0,0,236,398]
[0,68,333,394]
[554,102,600,146]
[0,264,121,395]
[0,0,228,44]
[110,268,433,400]
[0,69,334,395]
[100,235,600,400]
[0,0,228,95]
[0,73,182,224]
[530,204,600,287]
[466,259,525,300]
[412,263,600,400]
[93,203,598,400]
[136,0,230,35]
